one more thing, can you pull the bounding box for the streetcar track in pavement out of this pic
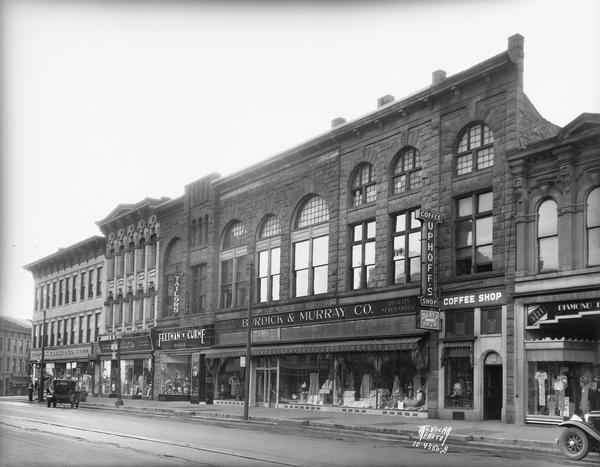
[0,414,306,467]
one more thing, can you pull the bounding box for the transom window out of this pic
[455,191,493,275]
[259,215,281,239]
[456,123,494,175]
[296,196,329,228]
[351,220,376,290]
[587,187,600,267]
[351,163,377,206]
[392,148,422,194]
[537,199,558,273]
[222,221,248,250]
[392,209,421,284]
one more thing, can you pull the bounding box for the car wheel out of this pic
[559,427,589,460]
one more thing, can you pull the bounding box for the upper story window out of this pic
[127,242,135,275]
[456,191,493,275]
[351,163,376,207]
[586,187,600,267]
[65,278,70,304]
[88,270,94,298]
[537,199,558,273]
[191,264,207,313]
[257,215,281,303]
[351,220,376,290]
[456,122,494,175]
[220,221,248,309]
[392,147,422,194]
[96,267,102,297]
[392,209,421,284]
[117,245,125,277]
[137,239,146,272]
[293,195,330,297]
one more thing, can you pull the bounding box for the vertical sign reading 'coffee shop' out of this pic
[415,209,442,331]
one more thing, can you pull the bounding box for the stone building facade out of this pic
[0,316,31,396]
[508,113,600,424]
[24,236,105,397]
[152,34,559,422]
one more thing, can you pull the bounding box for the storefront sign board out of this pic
[440,289,505,310]
[154,325,214,350]
[527,298,600,326]
[30,345,93,361]
[98,335,153,355]
[417,308,441,331]
[216,296,419,332]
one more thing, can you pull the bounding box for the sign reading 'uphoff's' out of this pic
[415,209,442,331]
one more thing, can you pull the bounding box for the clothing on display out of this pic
[534,371,547,406]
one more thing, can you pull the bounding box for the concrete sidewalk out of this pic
[8,395,598,461]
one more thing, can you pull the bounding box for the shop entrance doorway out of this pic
[255,358,278,407]
[484,352,503,420]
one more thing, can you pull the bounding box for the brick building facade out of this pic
[0,316,31,396]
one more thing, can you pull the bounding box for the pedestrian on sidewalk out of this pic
[28,382,34,401]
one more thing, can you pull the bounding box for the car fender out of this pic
[558,420,600,443]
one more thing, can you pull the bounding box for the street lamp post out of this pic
[38,309,47,402]
[243,260,254,421]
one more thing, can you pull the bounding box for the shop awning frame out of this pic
[525,339,600,362]
[203,336,424,359]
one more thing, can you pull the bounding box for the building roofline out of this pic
[23,236,105,271]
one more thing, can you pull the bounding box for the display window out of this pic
[442,343,474,409]
[159,355,191,396]
[120,358,152,397]
[100,360,117,396]
[527,361,600,417]
[211,357,244,401]
[274,351,427,411]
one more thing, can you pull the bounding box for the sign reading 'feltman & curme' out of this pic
[153,325,214,350]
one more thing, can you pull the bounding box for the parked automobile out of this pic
[46,379,81,409]
[558,410,600,460]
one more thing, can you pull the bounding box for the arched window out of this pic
[456,122,494,175]
[586,187,600,266]
[392,147,422,194]
[293,195,330,297]
[220,221,248,309]
[149,234,158,268]
[197,218,203,246]
[537,199,558,273]
[127,242,135,275]
[257,215,281,302]
[350,163,376,207]
[117,245,125,277]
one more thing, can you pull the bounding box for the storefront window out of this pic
[159,355,191,396]
[527,361,600,417]
[276,351,426,411]
[211,357,244,401]
[443,344,474,409]
[120,358,152,397]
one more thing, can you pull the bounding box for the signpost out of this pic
[415,209,442,332]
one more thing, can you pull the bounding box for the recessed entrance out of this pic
[484,352,502,420]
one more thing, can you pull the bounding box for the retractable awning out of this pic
[203,336,424,359]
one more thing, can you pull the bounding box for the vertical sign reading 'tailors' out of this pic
[415,209,442,331]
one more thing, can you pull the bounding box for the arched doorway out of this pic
[484,352,503,420]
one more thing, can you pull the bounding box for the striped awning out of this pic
[203,337,423,359]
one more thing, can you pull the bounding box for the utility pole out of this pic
[243,259,254,421]
[38,309,47,402]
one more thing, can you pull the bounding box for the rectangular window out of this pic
[445,310,474,337]
[455,192,493,275]
[444,351,473,409]
[106,304,113,327]
[80,272,86,300]
[258,248,280,302]
[126,298,133,324]
[220,257,248,308]
[293,235,329,297]
[63,319,69,345]
[220,259,233,308]
[351,221,376,290]
[87,315,92,343]
[58,279,64,305]
[72,276,77,302]
[65,278,70,304]
[481,307,502,335]
[94,313,100,341]
[50,322,55,347]
[52,282,57,307]
[392,210,421,284]
[96,267,102,296]
[148,295,155,321]
[192,264,207,313]
[88,270,94,298]
[70,318,76,345]
[79,318,84,343]
[35,287,39,311]
[135,293,143,322]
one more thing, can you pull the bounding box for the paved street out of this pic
[0,400,592,466]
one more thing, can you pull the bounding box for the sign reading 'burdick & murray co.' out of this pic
[216,297,419,332]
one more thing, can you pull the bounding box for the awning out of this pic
[203,337,423,359]
[525,339,599,362]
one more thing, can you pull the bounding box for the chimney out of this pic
[331,117,346,128]
[377,94,394,107]
[432,69,447,86]
[508,33,524,64]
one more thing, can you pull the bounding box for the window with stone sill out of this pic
[220,221,248,309]
[455,122,494,176]
[350,220,376,290]
[537,199,558,273]
[455,191,493,275]
[392,147,422,194]
[350,163,377,207]
[257,215,281,303]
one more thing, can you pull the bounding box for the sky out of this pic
[1,0,599,321]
